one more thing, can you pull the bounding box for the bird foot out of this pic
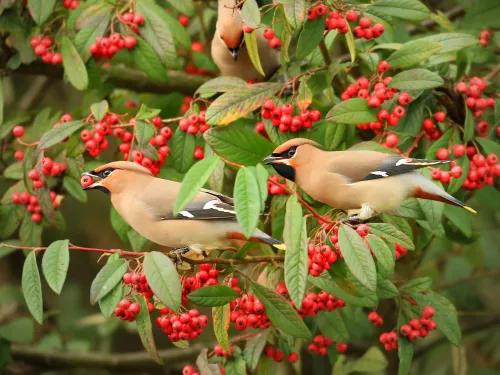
[171,246,190,265]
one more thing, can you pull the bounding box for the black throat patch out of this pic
[272,164,295,182]
[94,185,111,197]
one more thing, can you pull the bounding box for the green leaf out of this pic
[447,155,469,194]
[463,107,474,142]
[388,69,444,91]
[89,258,127,304]
[225,356,247,375]
[280,0,306,29]
[476,137,500,159]
[164,0,195,16]
[27,0,56,25]
[205,83,282,125]
[425,128,454,159]
[296,16,325,59]
[244,30,266,78]
[397,314,414,375]
[135,120,155,146]
[41,240,69,294]
[352,347,388,372]
[368,0,430,21]
[131,35,169,81]
[417,170,444,229]
[376,276,399,299]
[20,212,42,247]
[399,277,432,294]
[234,167,261,238]
[338,224,377,292]
[196,348,222,375]
[136,0,179,69]
[418,33,478,54]
[255,164,269,211]
[0,317,34,345]
[251,281,311,339]
[135,104,161,121]
[174,156,220,215]
[73,8,111,61]
[412,291,461,345]
[360,53,380,72]
[241,0,261,28]
[395,93,427,136]
[212,304,231,352]
[99,282,123,318]
[90,100,108,122]
[348,141,398,154]
[460,0,500,29]
[3,161,23,179]
[366,235,394,278]
[0,205,18,239]
[143,251,182,312]
[196,77,248,98]
[110,207,131,242]
[387,40,442,69]
[188,285,240,307]
[38,121,86,149]
[22,251,43,324]
[326,99,378,125]
[316,311,350,342]
[63,177,87,203]
[244,330,270,371]
[444,205,472,237]
[136,295,164,365]
[0,113,31,140]
[367,223,415,250]
[204,125,275,166]
[172,127,195,173]
[325,124,346,150]
[283,196,308,309]
[61,36,89,91]
[345,23,356,63]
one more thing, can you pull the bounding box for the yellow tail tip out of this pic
[274,243,286,251]
[464,206,477,214]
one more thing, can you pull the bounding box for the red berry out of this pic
[273,351,285,362]
[378,60,390,72]
[263,28,274,40]
[124,36,137,49]
[28,169,39,180]
[31,212,42,223]
[400,324,412,336]
[356,224,370,237]
[13,126,24,137]
[51,53,63,65]
[178,15,189,27]
[385,134,398,147]
[14,150,24,161]
[243,24,254,33]
[436,148,450,160]
[194,146,204,160]
[450,166,462,178]
[359,17,371,28]
[307,8,317,20]
[435,112,446,122]
[288,352,299,363]
[398,93,412,105]
[453,144,465,157]
[456,82,468,93]
[269,37,281,49]
[346,10,357,22]
[423,306,435,318]
[336,343,348,353]
[80,175,94,188]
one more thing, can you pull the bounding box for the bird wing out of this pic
[138,178,237,221]
[326,151,450,183]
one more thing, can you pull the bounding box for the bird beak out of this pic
[264,155,288,165]
[81,171,101,190]
[228,47,239,60]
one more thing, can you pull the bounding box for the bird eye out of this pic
[288,147,296,157]
[103,169,112,177]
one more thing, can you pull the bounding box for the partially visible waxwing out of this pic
[265,138,477,220]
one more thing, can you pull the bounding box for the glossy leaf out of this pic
[41,240,69,294]
[196,348,222,375]
[38,121,86,149]
[143,251,182,312]
[418,33,478,54]
[476,137,500,159]
[366,234,395,278]
[388,69,444,91]
[352,347,388,372]
[225,356,247,375]
[387,40,442,68]
[213,304,231,352]
[283,195,307,309]
[205,83,281,125]
[251,281,311,339]
[368,0,430,21]
[131,35,169,81]
[447,155,469,194]
[395,93,427,136]
[399,277,433,294]
[136,295,164,365]
[89,258,127,304]
[187,285,240,307]
[376,276,399,299]
[296,16,325,59]
[234,167,261,238]
[463,107,474,142]
[309,274,377,307]
[20,212,42,247]
[90,100,109,122]
[316,310,350,342]
[244,30,266,78]
[74,8,111,61]
[241,0,261,28]
[367,223,415,250]
[255,164,269,211]
[325,123,346,150]
[172,127,195,173]
[338,224,377,292]
[99,282,123,318]
[326,99,378,125]
[61,36,89,91]
[63,177,87,203]
[135,120,155,146]
[27,0,56,25]
[196,77,248,98]
[22,251,43,324]
[136,104,161,121]
[244,329,270,371]
[0,205,18,239]
[280,0,306,29]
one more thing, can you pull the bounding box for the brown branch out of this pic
[403,131,426,157]
[483,63,500,82]
[319,38,332,66]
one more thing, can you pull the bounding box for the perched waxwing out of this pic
[82,161,285,253]
[264,138,476,220]
[211,0,281,82]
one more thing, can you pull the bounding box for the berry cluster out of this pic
[89,34,137,59]
[62,0,80,9]
[27,157,66,189]
[267,174,287,195]
[263,28,281,49]
[114,298,142,322]
[432,146,499,189]
[229,291,270,331]
[11,191,60,224]
[352,16,385,40]
[264,346,299,363]
[479,30,492,47]
[379,331,398,352]
[308,335,334,356]
[123,272,154,298]
[179,112,210,135]
[367,311,384,327]
[181,365,200,375]
[456,77,495,119]
[420,112,447,141]
[155,307,209,342]
[261,100,322,133]
[182,264,220,305]
[120,12,145,33]
[30,36,62,65]
[308,243,338,277]
[181,96,193,114]
[399,306,437,342]
[213,343,234,358]
[80,115,116,158]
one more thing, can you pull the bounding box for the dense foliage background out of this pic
[0,0,499,374]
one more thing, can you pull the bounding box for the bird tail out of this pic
[412,174,477,214]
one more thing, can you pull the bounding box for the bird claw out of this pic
[171,246,190,265]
